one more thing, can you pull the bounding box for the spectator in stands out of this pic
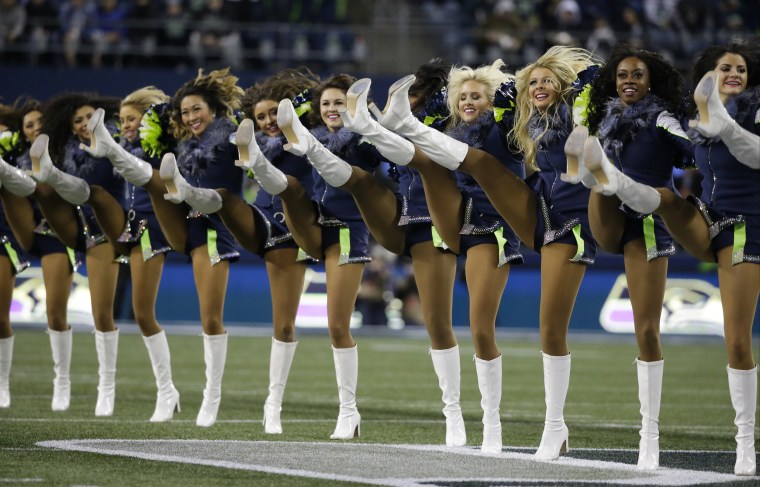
[23,0,58,66]
[158,0,191,70]
[125,0,159,67]
[0,0,26,63]
[59,0,97,67]
[188,0,243,71]
[89,0,128,68]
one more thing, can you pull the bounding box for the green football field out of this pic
[1,326,757,486]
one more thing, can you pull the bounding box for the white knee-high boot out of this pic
[727,366,757,476]
[330,345,361,439]
[373,74,468,170]
[196,333,228,427]
[0,157,36,197]
[534,352,571,461]
[475,355,502,454]
[94,329,119,416]
[0,335,14,408]
[48,328,72,411]
[277,99,353,187]
[339,78,416,166]
[235,119,288,195]
[81,108,155,185]
[160,153,223,214]
[143,330,180,422]
[263,338,298,434]
[636,358,664,470]
[30,135,90,205]
[691,71,760,169]
[430,346,467,447]
[560,125,597,188]
[582,137,661,214]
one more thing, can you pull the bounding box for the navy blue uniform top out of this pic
[310,126,382,223]
[447,111,525,212]
[175,117,243,198]
[597,95,693,192]
[63,139,126,207]
[122,138,160,213]
[531,103,589,213]
[690,86,760,216]
[252,131,315,213]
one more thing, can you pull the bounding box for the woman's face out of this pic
[615,56,650,106]
[528,67,559,112]
[714,53,748,101]
[253,99,281,137]
[180,94,214,137]
[319,87,346,132]
[457,79,491,123]
[119,104,143,142]
[72,105,95,142]
[22,109,43,144]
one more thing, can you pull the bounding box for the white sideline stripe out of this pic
[37,439,748,486]
[0,479,44,483]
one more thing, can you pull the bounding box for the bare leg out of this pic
[129,248,164,337]
[142,171,190,252]
[265,248,307,342]
[539,243,586,356]
[409,150,464,253]
[324,244,364,348]
[0,259,13,338]
[717,247,759,369]
[215,189,267,253]
[624,240,666,361]
[654,189,714,262]
[33,185,80,248]
[191,245,229,336]
[588,192,625,252]
[41,253,73,332]
[458,149,537,248]
[86,242,119,333]
[464,244,509,360]
[87,186,129,256]
[280,176,323,258]
[0,192,36,250]
[339,167,405,255]
[410,242,457,350]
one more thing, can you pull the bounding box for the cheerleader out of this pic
[583,41,758,476]
[572,45,694,470]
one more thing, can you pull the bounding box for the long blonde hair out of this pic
[510,46,600,169]
[446,59,514,128]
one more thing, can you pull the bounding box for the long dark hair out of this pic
[409,57,451,114]
[687,41,760,115]
[587,44,683,135]
[42,92,120,162]
[241,66,320,120]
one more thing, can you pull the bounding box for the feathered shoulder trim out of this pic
[527,103,573,147]
[597,94,670,155]
[176,117,236,178]
[311,126,361,154]
[255,131,285,161]
[445,111,495,149]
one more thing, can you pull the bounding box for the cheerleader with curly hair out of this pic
[0,98,77,411]
[563,45,695,470]
[0,91,127,416]
[582,41,759,476]
[154,67,320,434]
